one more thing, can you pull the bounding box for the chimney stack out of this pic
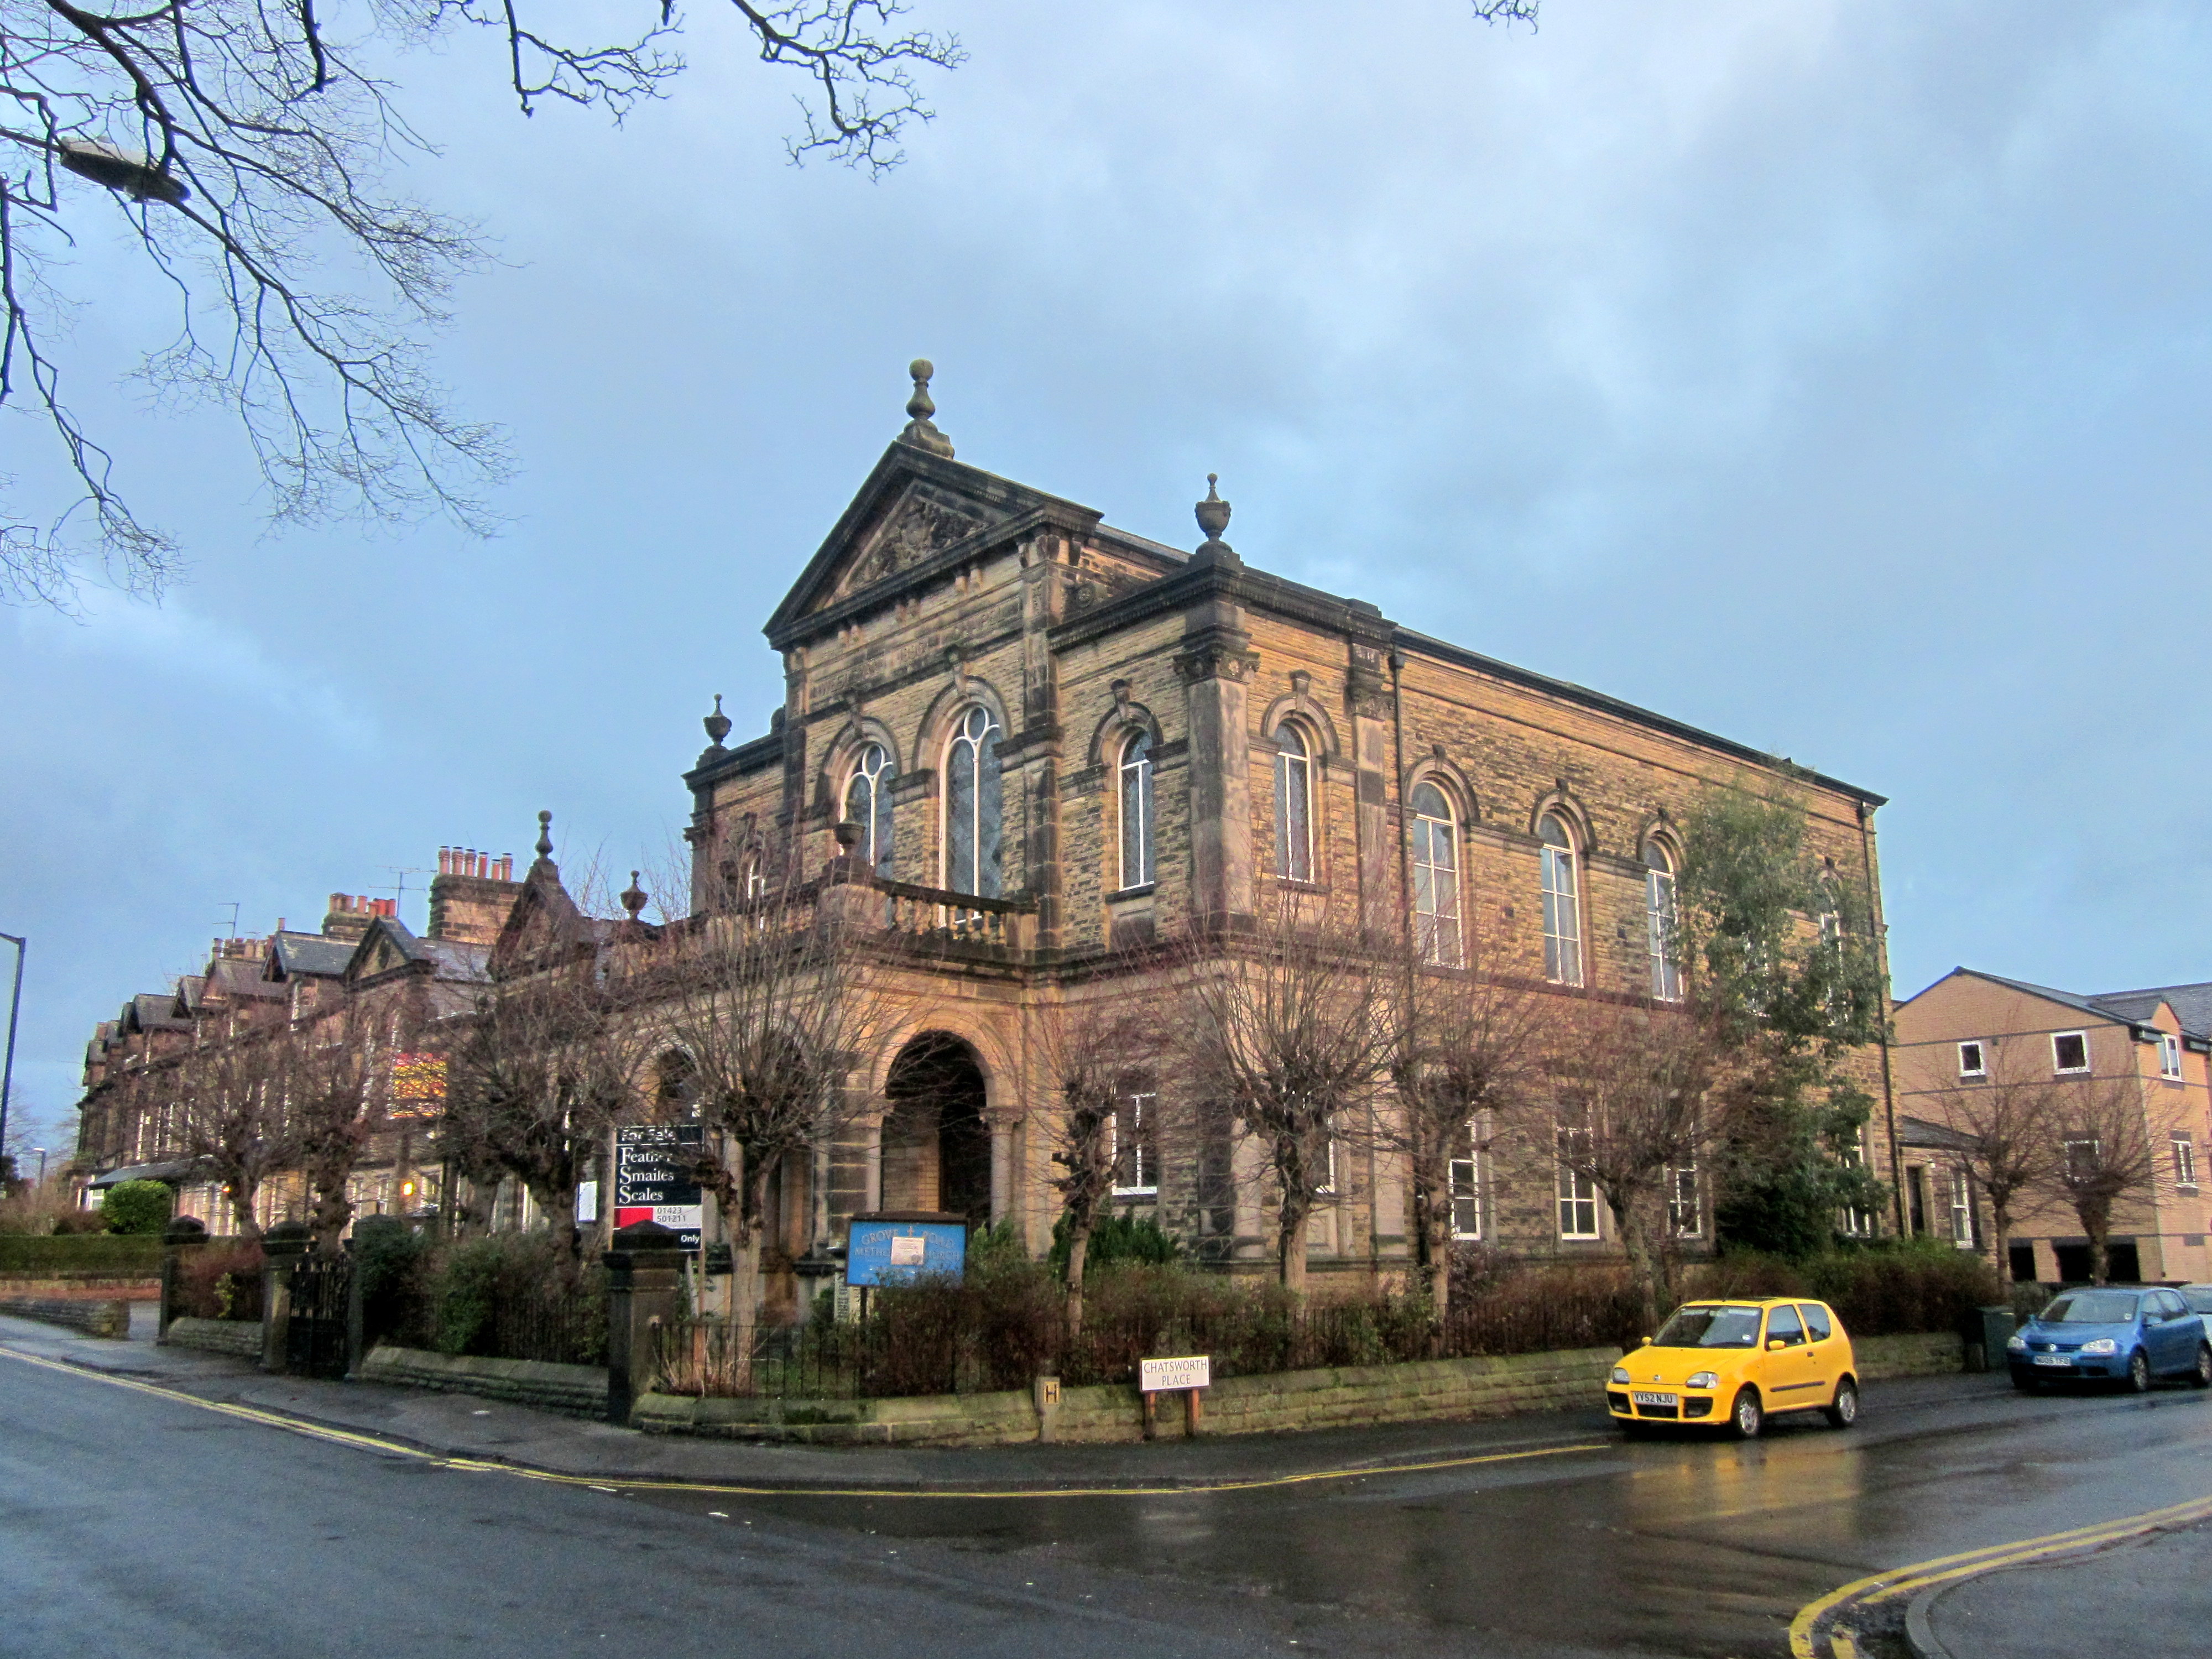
[426,839,523,944]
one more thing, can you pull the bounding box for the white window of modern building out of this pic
[1538,813,1583,988]
[2174,1134,2197,1192]
[1410,781,1462,968]
[2052,1030,2090,1074]
[2160,1032,2183,1082]
[1957,1040,1986,1079]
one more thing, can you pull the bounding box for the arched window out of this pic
[1273,724,1313,883]
[945,705,1004,897]
[1118,730,1155,890]
[1409,781,1462,967]
[1538,812,1582,987]
[1644,841,1682,1001]
[844,744,896,879]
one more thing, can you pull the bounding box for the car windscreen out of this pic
[1653,1306,1762,1348]
[2041,1291,2140,1324]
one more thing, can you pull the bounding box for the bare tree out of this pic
[2041,1073,2184,1286]
[1177,902,1396,1293]
[445,953,643,1276]
[279,998,378,1253]
[174,1028,292,1238]
[1540,995,1721,1332]
[1039,990,1157,1335]
[1390,950,1544,1317]
[1916,1050,2063,1287]
[0,0,963,603]
[640,886,891,1332]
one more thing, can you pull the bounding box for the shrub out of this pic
[350,1217,430,1347]
[100,1181,173,1235]
[422,1233,605,1365]
[175,1241,265,1321]
[1696,1239,2001,1338]
[51,1208,109,1235]
[1048,1211,1182,1280]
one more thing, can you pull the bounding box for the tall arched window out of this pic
[1273,724,1313,883]
[1538,812,1582,987]
[1118,730,1155,890]
[945,705,1004,897]
[1409,781,1461,967]
[1644,841,1682,1001]
[844,743,896,879]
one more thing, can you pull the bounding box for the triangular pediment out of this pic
[764,440,1102,649]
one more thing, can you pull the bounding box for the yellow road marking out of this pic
[0,1344,1608,1500]
[1787,1491,2212,1657]
[1827,1628,1858,1659]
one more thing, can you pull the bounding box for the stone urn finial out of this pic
[900,358,955,458]
[833,820,863,854]
[702,693,731,750]
[1194,472,1235,560]
[620,870,648,921]
[534,810,554,862]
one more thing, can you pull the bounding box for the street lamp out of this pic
[34,1149,49,1185]
[0,933,21,1187]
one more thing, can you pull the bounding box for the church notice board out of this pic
[614,1125,705,1249]
[846,1212,967,1286]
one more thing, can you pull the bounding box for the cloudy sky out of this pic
[6,1,2210,1151]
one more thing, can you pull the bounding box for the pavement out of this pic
[7,1310,2212,1658]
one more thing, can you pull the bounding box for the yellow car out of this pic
[1605,1297,1859,1438]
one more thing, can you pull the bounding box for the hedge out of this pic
[0,1235,166,1275]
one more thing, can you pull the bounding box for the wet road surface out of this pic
[6,1333,2211,1659]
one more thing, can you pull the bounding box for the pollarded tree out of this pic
[174,1027,293,1238]
[1039,992,1160,1335]
[1389,948,1545,1317]
[1916,1047,2063,1287]
[278,997,379,1254]
[640,883,894,1332]
[2041,1072,2184,1286]
[1178,900,1397,1293]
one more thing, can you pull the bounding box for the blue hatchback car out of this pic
[2008,1286,2212,1392]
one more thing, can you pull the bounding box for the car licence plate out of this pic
[2033,1354,2070,1367]
[1631,1391,1678,1406]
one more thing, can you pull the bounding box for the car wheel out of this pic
[1823,1376,1860,1429]
[2192,1345,2212,1390]
[2126,1350,2152,1393]
[1729,1386,1763,1440]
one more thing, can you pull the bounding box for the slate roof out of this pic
[2088,983,2212,1042]
[126,992,191,1034]
[204,957,283,1000]
[265,931,354,978]
[1897,1114,1980,1152]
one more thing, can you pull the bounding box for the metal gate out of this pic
[285,1255,353,1378]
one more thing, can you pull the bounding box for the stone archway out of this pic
[881,1032,992,1226]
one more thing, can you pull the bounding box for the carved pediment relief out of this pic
[826,482,997,605]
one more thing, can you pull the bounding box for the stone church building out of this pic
[672,364,1897,1305]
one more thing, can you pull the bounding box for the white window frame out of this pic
[1111,1092,1158,1198]
[2174,1134,2197,1192]
[2052,1030,2090,1075]
[1448,1147,1483,1240]
[1837,1126,1878,1238]
[2160,1032,2183,1082]
[2064,1136,2101,1183]
[1948,1166,1974,1248]
[845,742,895,877]
[1556,1124,1599,1239]
[1117,731,1155,891]
[1316,1132,1340,1199]
[1957,1040,1986,1079]
[1539,815,1583,988]
[1644,843,1682,1002]
[1273,724,1314,883]
[1667,1160,1702,1238]
[1410,781,1462,968]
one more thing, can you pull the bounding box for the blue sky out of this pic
[7,1,2212,1151]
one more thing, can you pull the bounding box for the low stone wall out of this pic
[1,1297,132,1338]
[164,1316,263,1358]
[0,1277,160,1301]
[635,1331,1969,1448]
[360,1345,608,1418]
[1853,1330,1964,1380]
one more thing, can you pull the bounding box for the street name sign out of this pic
[1139,1355,1211,1393]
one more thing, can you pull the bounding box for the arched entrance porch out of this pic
[880,1032,993,1226]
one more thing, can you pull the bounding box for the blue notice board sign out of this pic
[846,1214,967,1286]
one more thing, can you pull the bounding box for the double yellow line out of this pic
[1790,1490,2212,1659]
[0,1344,1606,1500]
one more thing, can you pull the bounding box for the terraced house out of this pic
[75,367,1898,1308]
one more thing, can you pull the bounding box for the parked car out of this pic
[2179,1284,2212,1322]
[2007,1286,2212,1392]
[1606,1298,1859,1439]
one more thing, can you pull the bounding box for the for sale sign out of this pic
[614,1125,705,1249]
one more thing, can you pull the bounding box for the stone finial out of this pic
[534,810,554,862]
[900,358,955,458]
[620,871,648,920]
[702,693,731,750]
[833,820,863,853]
[1194,473,1235,560]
